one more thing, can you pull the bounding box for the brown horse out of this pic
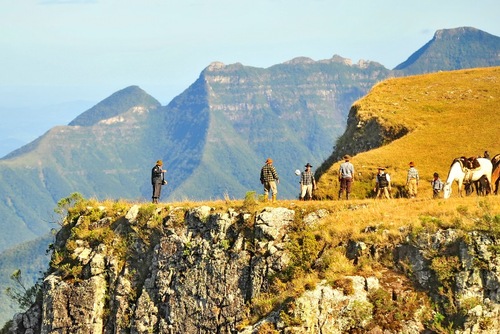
[491,154,500,194]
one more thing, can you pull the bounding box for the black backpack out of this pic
[377,173,389,187]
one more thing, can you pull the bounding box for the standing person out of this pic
[300,163,317,200]
[374,167,391,199]
[260,158,279,202]
[151,160,166,204]
[406,161,420,198]
[431,172,444,199]
[338,155,354,200]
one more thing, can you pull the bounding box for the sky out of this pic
[1,0,499,156]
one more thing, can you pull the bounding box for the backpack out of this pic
[377,173,389,187]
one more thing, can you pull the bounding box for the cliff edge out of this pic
[4,195,500,333]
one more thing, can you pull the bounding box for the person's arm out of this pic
[273,166,279,183]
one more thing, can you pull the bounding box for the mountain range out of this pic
[0,25,499,326]
[0,25,498,254]
[1,27,499,252]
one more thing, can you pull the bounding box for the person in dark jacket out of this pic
[374,167,391,199]
[151,160,166,203]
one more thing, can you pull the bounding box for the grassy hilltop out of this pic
[316,66,500,199]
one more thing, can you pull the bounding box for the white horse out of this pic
[443,157,493,199]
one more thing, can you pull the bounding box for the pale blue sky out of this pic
[0,0,499,155]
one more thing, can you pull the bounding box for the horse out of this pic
[464,175,491,196]
[443,157,492,199]
[491,154,500,194]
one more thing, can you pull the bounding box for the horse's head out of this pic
[443,182,452,199]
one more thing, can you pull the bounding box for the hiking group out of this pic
[151,150,496,203]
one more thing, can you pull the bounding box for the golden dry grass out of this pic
[146,194,500,240]
[316,67,500,200]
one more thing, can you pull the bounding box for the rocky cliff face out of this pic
[6,203,500,333]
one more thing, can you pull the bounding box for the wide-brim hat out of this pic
[156,160,163,166]
[343,155,351,160]
[266,158,273,164]
[305,163,313,167]
[377,166,386,170]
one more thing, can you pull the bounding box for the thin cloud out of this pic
[39,0,97,4]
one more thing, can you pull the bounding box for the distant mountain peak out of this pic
[283,57,315,65]
[394,26,500,74]
[69,86,161,127]
[434,26,480,39]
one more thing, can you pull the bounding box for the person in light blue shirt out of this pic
[431,172,444,198]
[338,155,354,200]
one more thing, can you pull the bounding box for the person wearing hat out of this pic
[260,158,279,202]
[406,161,420,198]
[151,160,167,204]
[338,154,355,200]
[374,166,391,199]
[299,163,317,200]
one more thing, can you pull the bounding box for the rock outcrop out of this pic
[5,203,500,333]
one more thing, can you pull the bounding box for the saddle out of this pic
[459,156,480,170]
[458,156,480,184]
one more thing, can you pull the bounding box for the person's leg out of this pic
[270,181,277,202]
[409,179,417,197]
[152,183,161,203]
[306,184,313,200]
[300,184,307,200]
[346,178,352,199]
[264,182,270,201]
[339,179,346,199]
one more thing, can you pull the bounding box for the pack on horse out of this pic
[443,157,493,199]
[491,154,500,195]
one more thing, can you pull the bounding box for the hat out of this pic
[409,161,415,167]
[156,160,163,166]
[343,155,351,160]
[266,158,273,164]
[305,163,312,167]
[377,166,386,170]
